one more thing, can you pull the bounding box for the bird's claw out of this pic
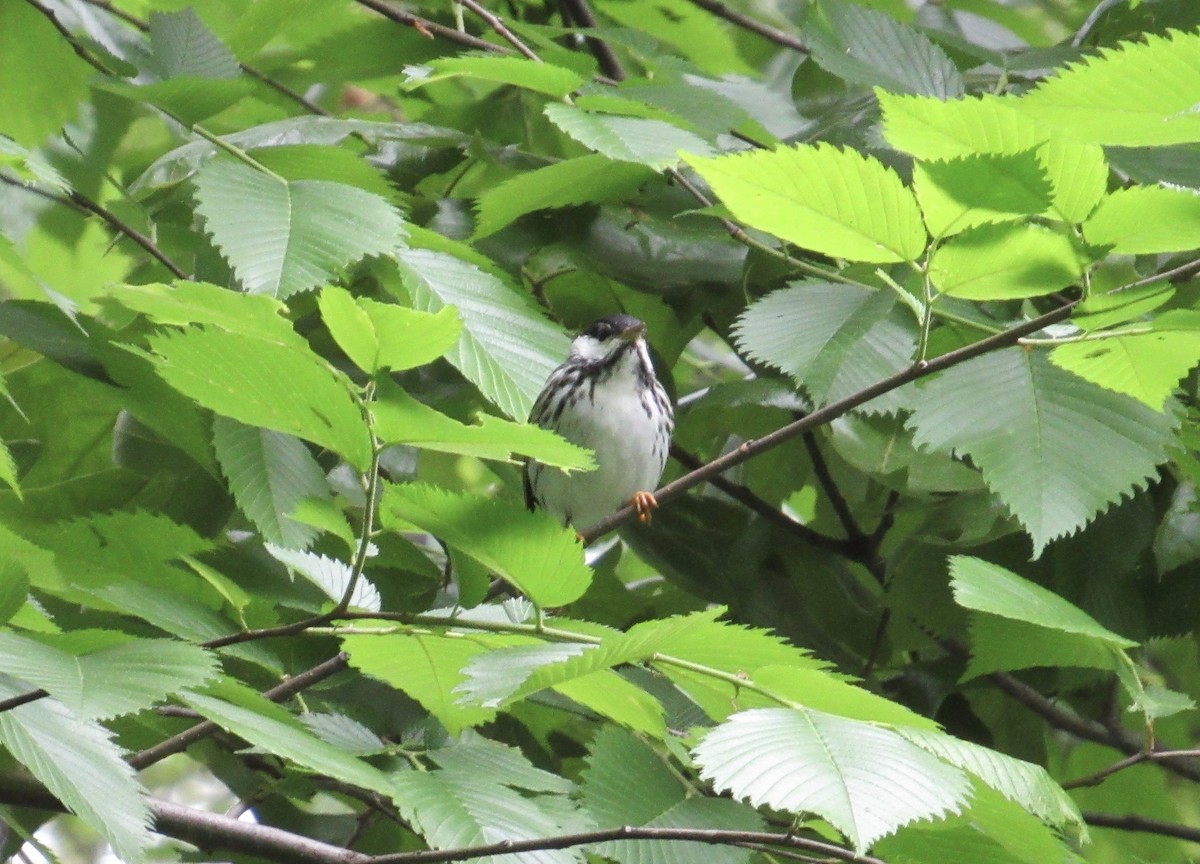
[630,491,659,522]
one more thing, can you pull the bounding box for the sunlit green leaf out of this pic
[694,707,969,851]
[682,144,925,263]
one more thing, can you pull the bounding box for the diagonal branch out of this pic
[129,653,350,770]
[0,175,188,279]
[581,300,1078,543]
[355,0,506,53]
[683,0,809,54]
[458,0,541,62]
[670,443,856,555]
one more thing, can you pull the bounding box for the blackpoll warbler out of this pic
[524,314,674,533]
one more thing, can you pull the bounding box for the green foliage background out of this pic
[1,0,1200,862]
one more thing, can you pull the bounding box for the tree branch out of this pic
[670,444,856,555]
[683,0,809,54]
[355,0,506,53]
[370,826,887,864]
[1083,811,1200,844]
[0,175,188,279]
[802,430,867,544]
[559,0,626,80]
[985,668,1200,784]
[581,300,1078,543]
[458,0,542,62]
[129,653,350,770]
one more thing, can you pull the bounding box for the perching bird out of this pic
[524,314,674,534]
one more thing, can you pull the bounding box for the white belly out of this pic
[533,369,667,531]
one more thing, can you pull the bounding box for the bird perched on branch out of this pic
[524,314,674,535]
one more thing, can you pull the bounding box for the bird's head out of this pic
[568,314,647,365]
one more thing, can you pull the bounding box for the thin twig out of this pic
[0,175,188,279]
[458,0,541,62]
[559,0,625,80]
[984,667,1200,784]
[334,428,383,615]
[1063,748,1200,789]
[802,431,867,544]
[355,0,506,53]
[683,0,809,54]
[670,444,856,556]
[129,653,350,770]
[23,0,117,74]
[0,688,49,714]
[1083,811,1200,844]
[1071,0,1125,46]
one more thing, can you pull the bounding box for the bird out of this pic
[524,314,674,535]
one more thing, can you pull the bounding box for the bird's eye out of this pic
[594,324,613,340]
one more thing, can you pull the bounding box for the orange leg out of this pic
[630,491,659,522]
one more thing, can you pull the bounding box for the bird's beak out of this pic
[618,321,645,342]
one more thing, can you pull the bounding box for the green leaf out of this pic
[1017,29,1200,146]
[265,545,380,610]
[392,769,582,864]
[98,78,254,126]
[212,416,330,549]
[592,0,756,77]
[132,117,467,193]
[457,609,724,707]
[193,157,405,299]
[251,144,401,200]
[0,674,153,862]
[932,223,1085,301]
[343,629,498,734]
[145,325,371,469]
[878,92,1105,222]
[807,0,964,98]
[914,151,1053,237]
[407,55,584,97]
[877,783,1082,864]
[966,616,1119,678]
[382,483,591,607]
[682,144,926,263]
[0,2,93,146]
[395,247,567,420]
[184,688,396,796]
[907,349,1177,553]
[147,8,240,80]
[429,735,573,793]
[583,727,762,864]
[1083,186,1200,254]
[1051,331,1200,410]
[106,281,300,343]
[474,154,656,239]
[950,556,1136,679]
[950,556,1136,647]
[372,380,594,470]
[750,666,938,728]
[0,563,28,625]
[733,282,916,412]
[693,707,969,852]
[1037,139,1107,223]
[545,103,714,169]
[318,286,462,374]
[0,438,19,499]
[0,633,218,720]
